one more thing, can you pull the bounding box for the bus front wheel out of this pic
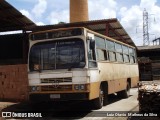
[92,84,108,109]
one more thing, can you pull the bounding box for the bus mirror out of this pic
[90,39,95,49]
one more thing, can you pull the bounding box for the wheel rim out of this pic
[100,87,104,106]
[127,84,130,96]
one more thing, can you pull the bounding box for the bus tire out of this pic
[118,82,130,98]
[29,101,39,109]
[92,85,104,109]
[102,83,108,106]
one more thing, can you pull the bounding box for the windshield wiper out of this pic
[68,55,80,71]
[68,55,85,71]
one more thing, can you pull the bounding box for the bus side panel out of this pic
[107,80,115,94]
[89,81,100,100]
[98,62,128,94]
[88,69,100,100]
[112,63,139,89]
[114,78,127,93]
[129,64,139,87]
[114,64,139,88]
[98,62,139,93]
[97,62,115,94]
[131,76,139,87]
[112,64,129,92]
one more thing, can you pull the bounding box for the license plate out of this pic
[50,94,60,99]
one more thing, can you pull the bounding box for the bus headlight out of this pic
[30,86,40,92]
[31,86,36,91]
[74,85,79,90]
[80,84,85,90]
[36,86,40,91]
[74,84,86,90]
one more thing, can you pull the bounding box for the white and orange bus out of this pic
[28,27,139,109]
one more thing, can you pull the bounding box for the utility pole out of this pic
[143,9,149,46]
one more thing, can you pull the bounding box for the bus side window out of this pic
[122,45,130,63]
[115,43,123,62]
[95,36,108,61]
[134,49,137,63]
[96,49,107,60]
[106,40,116,62]
[88,38,97,68]
[109,51,116,61]
[89,39,96,60]
[129,48,136,63]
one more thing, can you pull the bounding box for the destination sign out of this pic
[30,28,83,41]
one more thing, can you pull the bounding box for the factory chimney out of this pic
[70,0,89,23]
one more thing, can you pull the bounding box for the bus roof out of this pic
[30,27,135,49]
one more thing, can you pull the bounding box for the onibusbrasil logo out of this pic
[2,112,42,118]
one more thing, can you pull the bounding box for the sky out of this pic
[6,0,160,46]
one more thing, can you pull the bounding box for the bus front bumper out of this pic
[29,93,89,102]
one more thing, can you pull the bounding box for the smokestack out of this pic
[70,0,89,23]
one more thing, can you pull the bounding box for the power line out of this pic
[143,8,149,46]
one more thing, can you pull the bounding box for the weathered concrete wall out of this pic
[0,64,28,101]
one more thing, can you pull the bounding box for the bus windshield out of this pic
[29,38,85,71]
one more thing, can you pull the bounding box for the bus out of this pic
[28,27,139,109]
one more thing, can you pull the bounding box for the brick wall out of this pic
[0,64,28,101]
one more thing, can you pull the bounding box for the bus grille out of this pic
[41,77,72,83]
[41,85,72,91]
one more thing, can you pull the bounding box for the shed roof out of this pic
[0,0,36,32]
[138,45,160,51]
[28,18,136,47]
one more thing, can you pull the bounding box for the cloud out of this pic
[20,9,33,20]
[47,10,69,24]
[14,0,38,3]
[89,0,117,20]
[20,9,44,26]
[19,0,48,25]
[119,5,143,45]
[140,0,157,10]
[119,0,160,46]
[32,0,47,18]
[36,22,45,25]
